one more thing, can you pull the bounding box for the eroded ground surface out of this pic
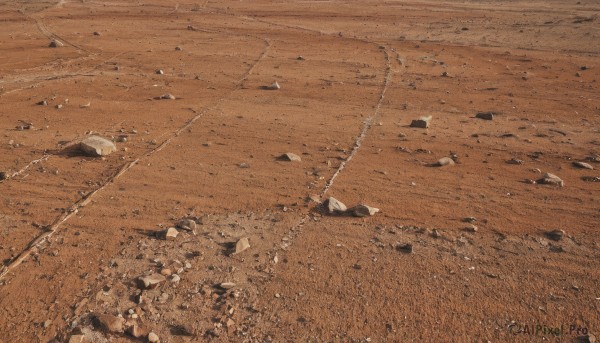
[0,0,598,342]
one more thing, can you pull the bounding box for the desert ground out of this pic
[0,0,599,342]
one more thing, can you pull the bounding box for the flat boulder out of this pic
[278,153,301,162]
[80,136,116,156]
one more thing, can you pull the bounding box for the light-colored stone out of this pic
[160,93,175,100]
[160,268,172,276]
[94,314,125,333]
[278,153,301,162]
[164,227,178,240]
[127,324,148,338]
[410,115,432,128]
[325,197,347,214]
[171,274,181,283]
[80,136,117,157]
[234,237,250,254]
[265,81,280,90]
[139,273,166,289]
[538,173,564,187]
[435,157,455,167]
[349,204,379,217]
[220,282,236,289]
[573,161,594,170]
[68,335,87,343]
[148,332,160,343]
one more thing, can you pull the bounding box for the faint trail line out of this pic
[320,48,391,198]
[0,37,271,281]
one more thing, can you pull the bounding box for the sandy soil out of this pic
[0,0,598,342]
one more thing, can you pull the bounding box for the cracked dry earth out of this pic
[0,0,599,342]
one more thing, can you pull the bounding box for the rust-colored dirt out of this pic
[0,0,598,342]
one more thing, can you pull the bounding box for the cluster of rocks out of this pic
[322,197,379,217]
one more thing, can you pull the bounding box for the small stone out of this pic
[475,112,495,120]
[56,104,63,109]
[395,243,413,253]
[37,100,48,106]
[177,218,197,231]
[163,227,178,240]
[139,273,166,289]
[296,56,305,60]
[127,324,148,338]
[171,274,181,283]
[506,158,524,165]
[0,171,8,180]
[537,173,564,187]
[434,157,455,167]
[220,282,236,289]
[160,268,172,276]
[80,136,117,156]
[43,319,52,328]
[545,229,565,241]
[156,69,164,75]
[431,229,441,238]
[349,204,379,217]
[324,197,347,214]
[441,71,449,77]
[578,334,596,343]
[226,318,235,328]
[160,93,176,100]
[49,39,64,48]
[175,46,182,51]
[94,314,125,333]
[465,224,478,232]
[278,153,301,162]
[573,161,594,170]
[68,335,86,343]
[462,217,476,223]
[93,31,101,36]
[264,81,280,90]
[234,237,250,254]
[410,115,432,128]
[148,332,160,343]
[239,162,250,168]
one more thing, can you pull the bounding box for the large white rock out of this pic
[80,136,116,156]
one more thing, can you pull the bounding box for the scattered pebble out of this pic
[410,115,432,128]
[434,157,455,167]
[148,332,160,343]
[139,273,166,289]
[93,313,124,333]
[324,197,347,214]
[506,158,524,165]
[348,204,379,217]
[177,218,197,231]
[264,81,281,90]
[278,152,301,162]
[475,112,495,120]
[48,39,64,48]
[163,227,179,240]
[573,161,594,170]
[159,93,176,100]
[220,282,236,289]
[545,229,565,241]
[234,237,250,254]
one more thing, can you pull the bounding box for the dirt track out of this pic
[0,0,599,342]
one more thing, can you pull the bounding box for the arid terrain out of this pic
[0,0,599,342]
